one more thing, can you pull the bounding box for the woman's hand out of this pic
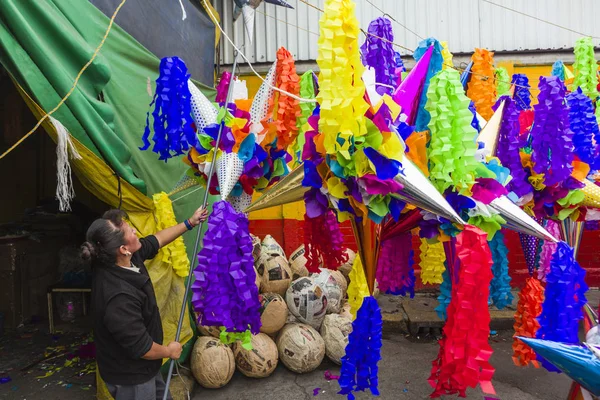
[188,206,209,227]
[142,341,182,360]
[166,341,182,360]
[155,207,209,248]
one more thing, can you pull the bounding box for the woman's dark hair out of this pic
[80,209,128,265]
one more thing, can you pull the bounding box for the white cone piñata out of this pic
[216,152,245,200]
[241,5,256,44]
[228,192,253,214]
[250,61,277,139]
[188,80,218,133]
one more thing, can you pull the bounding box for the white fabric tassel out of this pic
[51,117,82,212]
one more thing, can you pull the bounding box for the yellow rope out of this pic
[0,0,128,160]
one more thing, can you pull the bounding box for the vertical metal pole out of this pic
[162,50,240,399]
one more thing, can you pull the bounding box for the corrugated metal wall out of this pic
[216,0,600,65]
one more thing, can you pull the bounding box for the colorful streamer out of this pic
[215,71,232,103]
[495,97,532,198]
[435,268,452,321]
[572,37,600,101]
[295,70,317,160]
[512,277,544,367]
[393,51,406,86]
[566,88,600,169]
[413,38,444,132]
[489,231,513,310]
[467,204,506,241]
[468,100,481,132]
[418,239,446,285]
[347,256,370,319]
[152,192,190,277]
[376,232,415,297]
[467,48,497,120]
[191,201,261,334]
[495,67,511,98]
[531,76,573,187]
[303,209,348,273]
[429,226,496,398]
[265,47,301,150]
[536,242,588,372]
[141,57,197,160]
[316,0,368,157]
[538,220,560,281]
[551,60,566,81]
[426,68,480,195]
[360,17,396,95]
[338,296,382,400]
[440,41,453,70]
[460,61,473,89]
[511,74,531,111]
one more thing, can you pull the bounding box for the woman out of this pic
[81,207,208,400]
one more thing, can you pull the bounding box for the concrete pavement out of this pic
[193,330,572,400]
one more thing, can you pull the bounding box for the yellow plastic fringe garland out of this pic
[347,256,370,319]
[441,41,454,70]
[316,0,369,159]
[419,239,446,284]
[467,48,497,120]
[152,192,190,277]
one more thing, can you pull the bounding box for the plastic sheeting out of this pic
[90,0,215,86]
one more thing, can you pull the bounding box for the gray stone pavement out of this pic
[193,291,600,400]
[2,291,595,399]
[193,330,573,400]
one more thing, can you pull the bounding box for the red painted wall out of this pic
[249,219,600,289]
[504,229,600,288]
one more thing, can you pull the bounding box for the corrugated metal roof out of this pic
[217,0,600,65]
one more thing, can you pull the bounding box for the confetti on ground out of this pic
[64,357,80,367]
[78,362,96,376]
[324,370,339,381]
[313,388,320,396]
[0,376,11,384]
[36,367,63,379]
